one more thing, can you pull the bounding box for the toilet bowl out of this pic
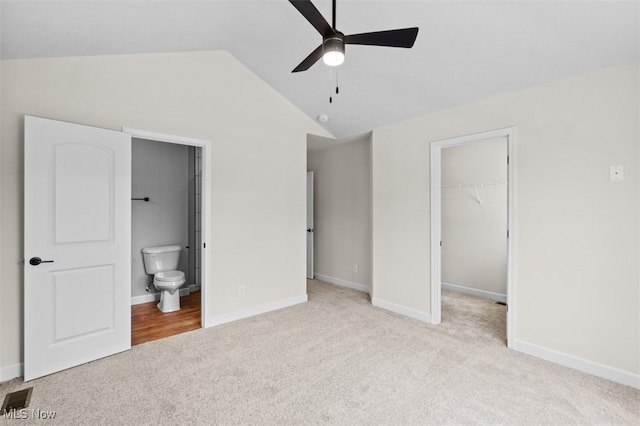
[141,245,186,313]
[154,270,186,313]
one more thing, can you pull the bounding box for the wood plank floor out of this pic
[131,291,201,346]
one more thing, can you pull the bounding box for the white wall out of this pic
[0,50,332,377]
[131,138,189,298]
[307,133,372,291]
[372,62,639,381]
[442,138,507,297]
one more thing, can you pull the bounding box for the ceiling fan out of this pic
[289,0,419,73]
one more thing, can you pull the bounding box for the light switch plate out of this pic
[610,165,623,182]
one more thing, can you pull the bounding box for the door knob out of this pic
[29,257,54,266]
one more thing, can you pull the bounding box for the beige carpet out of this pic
[1,280,638,425]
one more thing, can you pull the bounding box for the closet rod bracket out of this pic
[472,185,482,205]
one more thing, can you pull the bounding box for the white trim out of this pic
[512,340,640,390]
[206,295,308,327]
[0,363,23,382]
[506,128,517,349]
[372,297,431,323]
[130,287,193,306]
[430,143,442,325]
[123,127,208,147]
[123,127,213,330]
[314,273,371,294]
[131,293,159,305]
[430,127,516,349]
[442,282,506,303]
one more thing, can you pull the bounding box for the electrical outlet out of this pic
[238,285,245,296]
[353,264,358,273]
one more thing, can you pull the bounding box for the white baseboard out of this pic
[442,282,506,303]
[512,339,640,390]
[314,273,371,294]
[204,295,308,328]
[0,363,23,382]
[371,297,431,323]
[131,287,193,306]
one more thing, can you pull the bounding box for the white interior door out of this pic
[306,171,314,279]
[24,116,131,381]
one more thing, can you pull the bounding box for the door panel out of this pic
[54,143,113,243]
[306,171,314,279]
[52,265,115,343]
[24,116,131,381]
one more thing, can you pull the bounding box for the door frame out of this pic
[123,127,213,328]
[430,127,516,347]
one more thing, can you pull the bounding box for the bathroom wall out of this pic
[187,146,203,289]
[441,138,508,299]
[131,138,189,299]
[307,132,372,292]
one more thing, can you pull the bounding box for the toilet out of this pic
[141,245,186,313]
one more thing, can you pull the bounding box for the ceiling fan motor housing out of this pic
[322,32,345,66]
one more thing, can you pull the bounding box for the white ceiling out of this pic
[2,0,639,138]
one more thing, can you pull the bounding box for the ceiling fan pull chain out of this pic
[336,71,339,95]
[329,67,333,103]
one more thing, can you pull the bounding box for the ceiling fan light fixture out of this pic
[322,33,345,67]
[323,50,344,66]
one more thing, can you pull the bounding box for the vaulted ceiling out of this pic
[2,1,638,138]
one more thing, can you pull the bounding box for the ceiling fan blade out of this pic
[289,0,334,37]
[344,27,419,48]
[292,44,324,73]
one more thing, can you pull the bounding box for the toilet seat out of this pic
[154,271,185,282]
[153,270,186,313]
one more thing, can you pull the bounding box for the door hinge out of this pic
[203,242,206,248]
[507,156,510,165]
[440,240,442,247]
[507,230,509,238]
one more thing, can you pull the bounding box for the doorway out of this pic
[124,127,212,334]
[129,139,203,344]
[23,117,213,380]
[430,127,516,347]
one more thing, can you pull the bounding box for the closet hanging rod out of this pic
[441,181,507,189]
[131,197,150,202]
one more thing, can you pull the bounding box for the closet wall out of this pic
[441,137,508,298]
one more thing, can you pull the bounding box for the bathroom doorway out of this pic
[125,128,212,345]
[430,127,516,347]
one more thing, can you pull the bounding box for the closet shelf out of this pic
[441,181,507,189]
[441,181,507,205]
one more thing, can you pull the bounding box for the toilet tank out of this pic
[141,245,182,274]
